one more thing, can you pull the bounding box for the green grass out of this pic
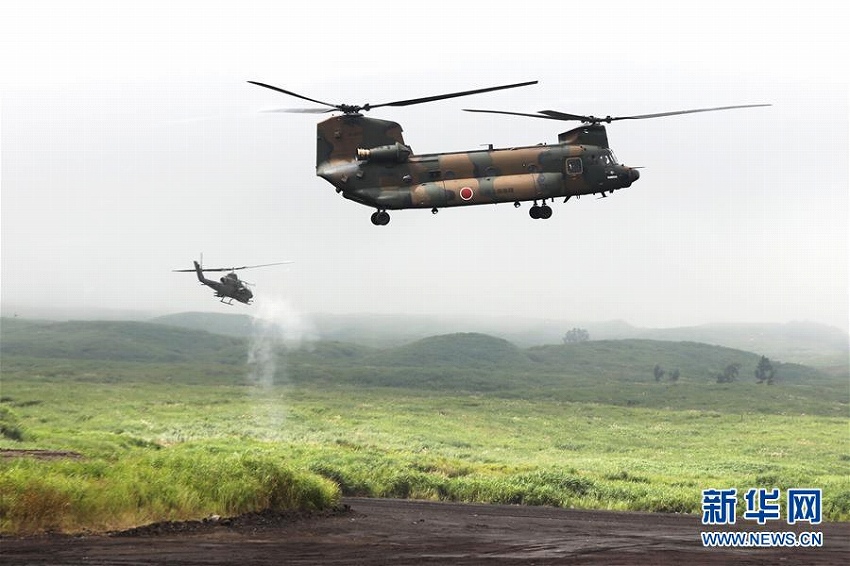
[0,443,339,534]
[2,356,847,534]
[1,319,847,534]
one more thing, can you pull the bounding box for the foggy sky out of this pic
[1,1,848,332]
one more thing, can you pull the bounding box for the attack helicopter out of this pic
[173,259,291,305]
[248,80,769,225]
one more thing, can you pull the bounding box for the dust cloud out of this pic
[245,298,316,436]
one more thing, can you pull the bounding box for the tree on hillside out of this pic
[653,364,665,382]
[669,368,680,382]
[563,328,590,344]
[716,362,741,383]
[754,356,776,385]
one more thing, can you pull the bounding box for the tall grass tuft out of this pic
[0,445,340,535]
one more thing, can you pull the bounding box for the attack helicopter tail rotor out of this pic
[248,80,539,114]
[463,104,771,124]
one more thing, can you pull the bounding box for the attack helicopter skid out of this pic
[249,80,768,226]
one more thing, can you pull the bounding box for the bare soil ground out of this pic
[2,497,848,565]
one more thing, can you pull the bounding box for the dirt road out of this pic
[3,497,848,565]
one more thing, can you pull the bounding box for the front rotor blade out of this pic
[540,104,772,123]
[463,108,557,120]
[607,104,773,121]
[537,110,595,121]
[371,81,538,110]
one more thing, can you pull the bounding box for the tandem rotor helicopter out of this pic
[248,80,769,226]
[173,258,291,305]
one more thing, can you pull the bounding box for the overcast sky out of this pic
[2,1,848,332]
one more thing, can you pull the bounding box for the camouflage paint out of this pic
[316,115,639,212]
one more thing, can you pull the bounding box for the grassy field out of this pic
[1,319,848,534]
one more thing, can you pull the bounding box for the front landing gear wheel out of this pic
[529,202,552,220]
[370,210,390,226]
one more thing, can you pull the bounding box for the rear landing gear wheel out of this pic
[529,205,541,219]
[371,210,390,226]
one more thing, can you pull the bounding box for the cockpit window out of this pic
[598,150,619,165]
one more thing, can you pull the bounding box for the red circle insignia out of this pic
[460,187,474,201]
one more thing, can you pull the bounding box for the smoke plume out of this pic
[245,297,316,436]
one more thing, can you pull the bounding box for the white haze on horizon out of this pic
[1,1,847,334]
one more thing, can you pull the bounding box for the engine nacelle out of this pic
[357,143,412,163]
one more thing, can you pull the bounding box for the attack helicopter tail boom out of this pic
[191,261,206,284]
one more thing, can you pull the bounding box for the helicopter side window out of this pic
[566,158,583,175]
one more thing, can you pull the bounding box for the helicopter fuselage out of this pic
[314,115,639,221]
[190,261,253,304]
[248,79,766,225]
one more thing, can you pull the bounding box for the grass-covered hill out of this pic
[151,311,849,367]
[2,318,831,383]
[0,318,245,364]
[151,311,256,338]
[5,316,841,418]
[363,333,528,369]
[278,333,843,416]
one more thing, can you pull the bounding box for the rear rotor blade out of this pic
[261,108,334,114]
[250,80,538,114]
[248,81,338,109]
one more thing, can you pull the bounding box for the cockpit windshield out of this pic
[599,150,618,165]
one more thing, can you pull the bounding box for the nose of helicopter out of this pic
[618,168,640,187]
